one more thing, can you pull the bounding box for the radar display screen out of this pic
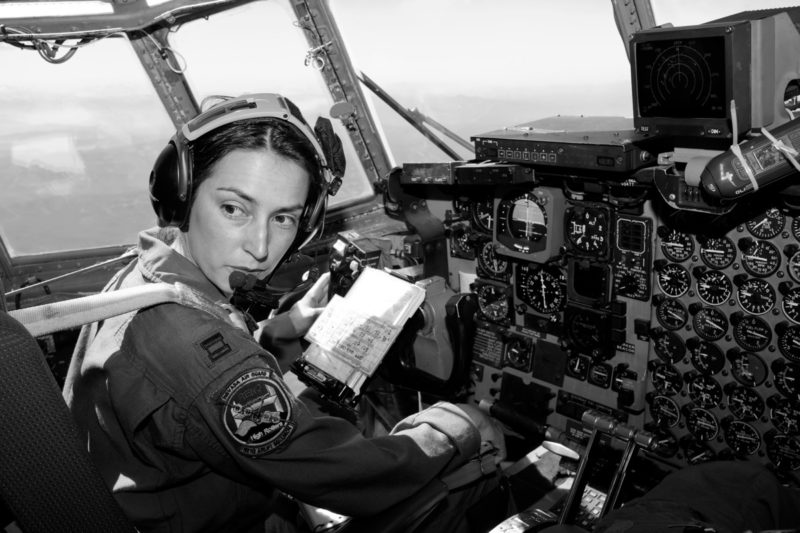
[635,35,727,119]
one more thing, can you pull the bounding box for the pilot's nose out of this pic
[244,222,269,263]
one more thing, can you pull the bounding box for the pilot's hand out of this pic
[286,272,330,337]
[456,402,507,463]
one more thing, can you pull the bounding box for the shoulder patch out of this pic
[220,367,296,456]
[199,332,232,362]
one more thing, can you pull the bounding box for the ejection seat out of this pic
[0,276,137,533]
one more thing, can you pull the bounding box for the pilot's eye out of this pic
[273,214,299,229]
[222,204,246,217]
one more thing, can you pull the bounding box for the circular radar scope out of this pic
[637,37,726,119]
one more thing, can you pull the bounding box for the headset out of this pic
[149,93,344,252]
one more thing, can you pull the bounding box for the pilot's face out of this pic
[182,148,310,297]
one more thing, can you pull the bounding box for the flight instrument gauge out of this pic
[778,323,800,362]
[477,241,509,279]
[649,395,681,427]
[773,360,800,402]
[655,298,688,330]
[565,206,609,256]
[686,373,723,409]
[723,420,761,456]
[659,228,694,263]
[695,270,732,306]
[732,315,772,352]
[765,431,800,471]
[688,339,725,375]
[516,263,566,315]
[768,395,800,434]
[787,250,800,283]
[497,192,547,242]
[649,361,683,396]
[728,351,768,388]
[698,236,736,269]
[737,278,776,315]
[692,307,728,341]
[746,207,785,239]
[653,329,686,364]
[474,281,510,324]
[793,217,800,242]
[685,407,719,441]
[470,199,495,234]
[657,263,691,298]
[740,240,781,278]
[565,308,603,355]
[727,385,764,421]
[782,287,800,325]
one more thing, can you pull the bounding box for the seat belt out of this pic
[8,282,194,337]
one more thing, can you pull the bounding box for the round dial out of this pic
[686,374,723,409]
[692,307,728,341]
[724,420,761,456]
[787,250,800,283]
[660,228,694,262]
[773,360,800,402]
[451,227,474,257]
[649,395,681,427]
[685,407,719,441]
[768,395,800,434]
[740,240,781,277]
[766,433,800,471]
[733,315,772,351]
[516,264,566,315]
[698,236,736,269]
[728,351,768,387]
[653,330,686,364]
[475,282,510,323]
[656,298,688,330]
[477,241,509,278]
[696,270,732,306]
[566,310,602,354]
[588,363,612,388]
[727,386,765,421]
[782,287,800,325]
[746,207,785,239]
[470,199,495,234]
[650,361,683,396]
[793,217,800,242]
[737,278,776,315]
[498,192,547,241]
[565,206,608,254]
[689,339,725,375]
[657,263,691,298]
[504,337,532,370]
[566,354,590,380]
[778,323,800,362]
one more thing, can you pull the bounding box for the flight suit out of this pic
[63,227,482,533]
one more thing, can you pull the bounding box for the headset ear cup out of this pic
[149,139,192,228]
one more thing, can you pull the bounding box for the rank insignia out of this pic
[220,368,295,455]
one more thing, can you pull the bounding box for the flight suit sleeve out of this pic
[183,354,481,516]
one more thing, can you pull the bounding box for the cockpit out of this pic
[2,1,800,532]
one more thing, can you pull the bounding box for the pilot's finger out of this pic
[305,272,330,305]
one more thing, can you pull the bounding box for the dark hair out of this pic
[189,116,323,207]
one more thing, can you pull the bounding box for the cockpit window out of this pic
[168,0,373,211]
[0,36,171,257]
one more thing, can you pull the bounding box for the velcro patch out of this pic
[200,333,232,362]
[220,368,295,456]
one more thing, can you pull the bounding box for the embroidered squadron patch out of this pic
[220,368,295,456]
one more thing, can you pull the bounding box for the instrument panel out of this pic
[408,164,800,482]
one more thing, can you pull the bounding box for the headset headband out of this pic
[181,93,329,172]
